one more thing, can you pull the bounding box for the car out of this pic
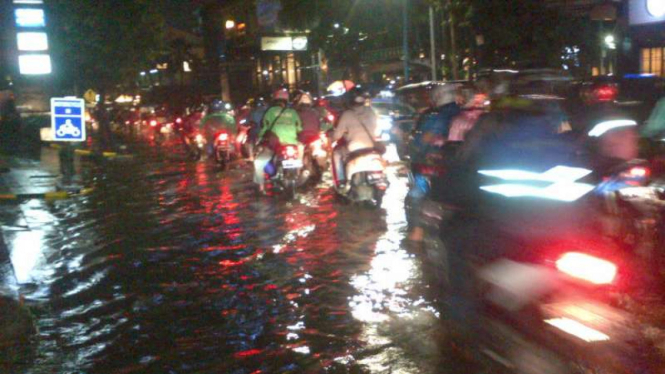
[370,97,418,160]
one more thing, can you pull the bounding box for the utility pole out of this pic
[429,5,436,81]
[403,0,410,83]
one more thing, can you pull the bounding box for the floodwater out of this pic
[3,139,454,374]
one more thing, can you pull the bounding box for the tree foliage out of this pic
[48,0,165,93]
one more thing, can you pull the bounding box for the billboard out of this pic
[630,0,665,25]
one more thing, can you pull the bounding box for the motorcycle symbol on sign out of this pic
[56,119,82,137]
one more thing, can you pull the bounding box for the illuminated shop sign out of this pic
[261,36,308,51]
[14,8,46,28]
[17,32,49,51]
[18,54,52,75]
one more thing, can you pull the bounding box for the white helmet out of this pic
[430,84,459,107]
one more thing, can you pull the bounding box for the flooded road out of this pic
[3,141,451,373]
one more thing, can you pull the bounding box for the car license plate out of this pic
[282,159,303,169]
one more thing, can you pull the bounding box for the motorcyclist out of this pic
[200,99,237,156]
[447,84,489,142]
[295,92,322,145]
[409,84,461,164]
[331,86,379,187]
[253,89,303,194]
[431,93,583,339]
[406,84,462,243]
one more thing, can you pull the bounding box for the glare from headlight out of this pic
[378,116,393,131]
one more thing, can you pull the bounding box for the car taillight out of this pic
[593,85,618,102]
[284,146,297,159]
[556,252,617,285]
[150,120,158,127]
[218,133,229,141]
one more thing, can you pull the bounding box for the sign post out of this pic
[51,98,86,186]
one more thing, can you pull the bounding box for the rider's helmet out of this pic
[429,83,459,108]
[346,86,369,107]
[295,92,313,107]
[272,88,290,103]
[209,99,226,113]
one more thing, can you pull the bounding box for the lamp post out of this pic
[429,5,436,81]
[403,0,409,83]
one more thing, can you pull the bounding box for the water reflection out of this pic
[0,144,443,373]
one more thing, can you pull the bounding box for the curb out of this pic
[49,144,134,160]
[0,188,94,202]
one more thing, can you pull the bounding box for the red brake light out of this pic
[593,85,618,102]
[150,120,158,127]
[218,133,229,141]
[176,118,183,124]
[556,252,617,285]
[327,114,335,122]
[284,146,297,158]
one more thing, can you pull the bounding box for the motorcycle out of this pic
[265,144,303,199]
[333,147,388,207]
[213,131,238,170]
[415,163,664,374]
[180,131,205,161]
[468,235,654,374]
[302,132,330,183]
[148,118,164,144]
[236,119,254,160]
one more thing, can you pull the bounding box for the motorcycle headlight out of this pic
[378,116,393,131]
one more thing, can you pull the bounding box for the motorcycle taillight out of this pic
[218,133,229,142]
[556,252,617,285]
[283,146,298,159]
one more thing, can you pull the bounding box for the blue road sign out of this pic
[51,98,86,142]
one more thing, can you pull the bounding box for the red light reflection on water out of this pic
[233,349,263,359]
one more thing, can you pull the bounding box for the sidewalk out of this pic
[0,146,94,200]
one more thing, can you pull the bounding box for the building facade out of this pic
[0,0,55,112]
[627,0,665,77]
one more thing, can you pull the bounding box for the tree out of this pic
[48,0,165,149]
[49,0,165,94]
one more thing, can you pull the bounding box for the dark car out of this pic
[568,75,665,129]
